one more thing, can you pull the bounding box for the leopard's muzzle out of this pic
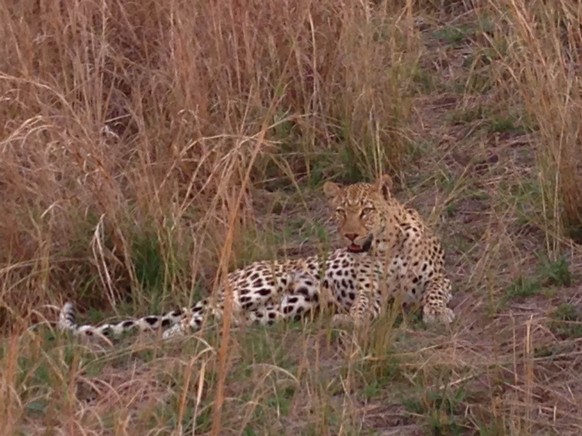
[347,234,373,253]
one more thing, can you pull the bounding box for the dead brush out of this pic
[0,0,416,324]
[4,0,581,433]
[486,0,582,248]
[0,0,420,433]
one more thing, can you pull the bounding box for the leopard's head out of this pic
[323,175,394,254]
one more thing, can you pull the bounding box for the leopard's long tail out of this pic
[58,302,191,339]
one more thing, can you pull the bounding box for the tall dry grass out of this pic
[0,0,419,434]
[0,0,418,326]
[0,3,419,432]
[486,0,582,248]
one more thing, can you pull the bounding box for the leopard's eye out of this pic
[335,207,346,215]
[360,207,375,217]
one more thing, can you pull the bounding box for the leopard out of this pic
[58,174,454,340]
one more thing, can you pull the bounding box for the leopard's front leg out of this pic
[332,274,382,328]
[421,274,454,325]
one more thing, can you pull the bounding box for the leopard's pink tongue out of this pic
[348,244,363,253]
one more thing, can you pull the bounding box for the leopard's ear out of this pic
[323,181,342,199]
[374,174,393,200]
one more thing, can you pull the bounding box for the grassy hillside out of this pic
[1,0,581,434]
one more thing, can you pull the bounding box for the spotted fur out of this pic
[58,175,454,340]
[323,174,454,326]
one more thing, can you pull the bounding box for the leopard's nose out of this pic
[345,233,358,241]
